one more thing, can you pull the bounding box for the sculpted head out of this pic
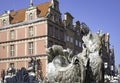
[82,32,103,52]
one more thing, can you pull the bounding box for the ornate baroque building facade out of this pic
[101,32,115,76]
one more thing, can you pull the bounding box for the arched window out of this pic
[29,13,33,20]
[2,19,6,26]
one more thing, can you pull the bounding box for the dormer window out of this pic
[29,13,33,20]
[2,19,6,26]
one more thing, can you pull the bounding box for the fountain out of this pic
[3,29,104,83]
[46,30,104,83]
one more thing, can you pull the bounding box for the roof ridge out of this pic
[9,1,51,14]
[3,1,51,24]
[35,1,51,6]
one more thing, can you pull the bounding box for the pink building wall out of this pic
[17,27,25,39]
[0,31,7,42]
[17,43,25,56]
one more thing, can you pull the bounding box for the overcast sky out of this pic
[0,0,120,66]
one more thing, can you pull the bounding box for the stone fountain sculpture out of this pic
[27,57,37,76]
[79,30,104,83]
[46,29,104,83]
[46,45,89,83]
[82,31,104,83]
[47,56,81,83]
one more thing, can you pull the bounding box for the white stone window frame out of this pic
[75,40,78,46]
[66,35,70,42]
[10,45,14,56]
[28,42,33,55]
[70,37,73,43]
[2,19,6,26]
[79,41,82,47]
[29,26,34,37]
[29,13,33,20]
[10,30,14,40]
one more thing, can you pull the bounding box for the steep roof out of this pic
[36,2,50,17]
[10,9,26,24]
[10,2,51,24]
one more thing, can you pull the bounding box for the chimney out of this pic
[64,12,74,21]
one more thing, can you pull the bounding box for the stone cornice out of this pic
[0,54,48,62]
[0,17,48,30]
[0,35,47,44]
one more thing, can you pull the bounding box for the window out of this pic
[66,35,69,41]
[29,26,34,37]
[56,16,58,22]
[28,42,33,55]
[2,19,6,26]
[10,45,14,56]
[50,14,54,21]
[10,63,14,68]
[10,30,14,40]
[48,40,53,47]
[54,15,56,22]
[55,28,59,38]
[75,40,78,46]
[68,22,72,28]
[29,13,33,20]
[48,25,54,36]
[60,30,64,40]
[54,4,57,10]
[55,42,59,45]
[104,62,108,68]
[59,18,62,24]
[79,41,82,47]
[77,30,80,35]
[70,37,73,43]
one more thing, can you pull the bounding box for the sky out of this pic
[0,0,120,66]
